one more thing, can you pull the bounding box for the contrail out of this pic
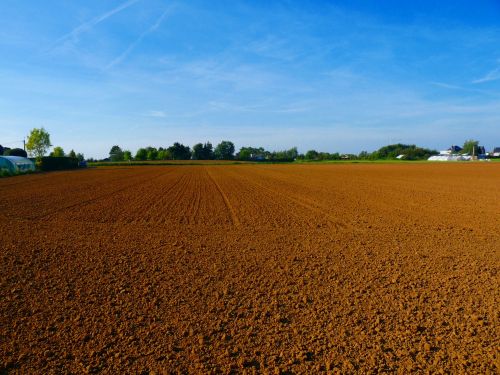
[106,7,172,69]
[472,67,500,84]
[51,0,142,48]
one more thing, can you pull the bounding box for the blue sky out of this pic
[1,0,499,158]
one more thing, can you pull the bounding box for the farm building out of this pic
[428,154,471,161]
[0,156,35,174]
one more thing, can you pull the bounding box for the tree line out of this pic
[1,128,85,162]
[105,141,235,162]
[357,144,438,161]
[6,128,483,163]
[102,142,302,162]
[99,142,440,162]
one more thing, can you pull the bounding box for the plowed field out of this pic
[1,164,499,373]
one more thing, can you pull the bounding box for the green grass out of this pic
[293,159,429,164]
[0,169,37,178]
[88,160,254,167]
[86,158,500,167]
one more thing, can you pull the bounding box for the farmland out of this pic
[1,164,499,373]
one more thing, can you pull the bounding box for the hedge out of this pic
[39,157,79,171]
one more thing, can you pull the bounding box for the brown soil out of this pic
[1,164,499,373]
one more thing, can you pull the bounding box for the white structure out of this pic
[0,156,36,173]
[428,154,471,161]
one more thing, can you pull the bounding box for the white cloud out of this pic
[429,81,462,90]
[144,110,167,118]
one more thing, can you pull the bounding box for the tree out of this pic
[26,127,51,158]
[123,150,132,161]
[238,146,267,161]
[135,148,148,161]
[374,143,437,160]
[157,149,171,160]
[214,141,235,160]
[50,146,65,157]
[76,153,85,162]
[238,147,252,161]
[358,151,369,159]
[167,142,191,160]
[6,148,28,157]
[68,149,76,158]
[192,143,204,160]
[0,145,3,155]
[462,139,479,155]
[271,147,298,161]
[192,142,214,160]
[202,142,214,160]
[146,147,158,160]
[305,150,319,160]
[109,145,124,161]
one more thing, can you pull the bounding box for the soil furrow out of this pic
[205,168,241,227]
[1,163,498,374]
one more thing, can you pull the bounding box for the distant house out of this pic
[492,147,500,157]
[429,145,470,161]
[449,145,462,153]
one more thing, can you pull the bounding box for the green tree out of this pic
[238,148,252,161]
[123,150,132,161]
[238,146,267,160]
[202,142,214,160]
[192,143,203,160]
[76,153,85,162]
[462,139,479,155]
[50,146,65,157]
[305,150,319,160]
[109,145,124,161]
[191,143,214,160]
[68,149,76,158]
[374,143,437,160]
[135,148,148,161]
[157,149,171,160]
[272,147,298,161]
[146,147,158,160]
[214,141,235,160]
[167,142,191,160]
[358,151,369,159]
[26,127,51,158]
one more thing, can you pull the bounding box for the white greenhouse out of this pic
[0,156,36,174]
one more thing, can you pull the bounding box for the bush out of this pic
[0,169,13,177]
[5,148,28,157]
[39,157,79,171]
